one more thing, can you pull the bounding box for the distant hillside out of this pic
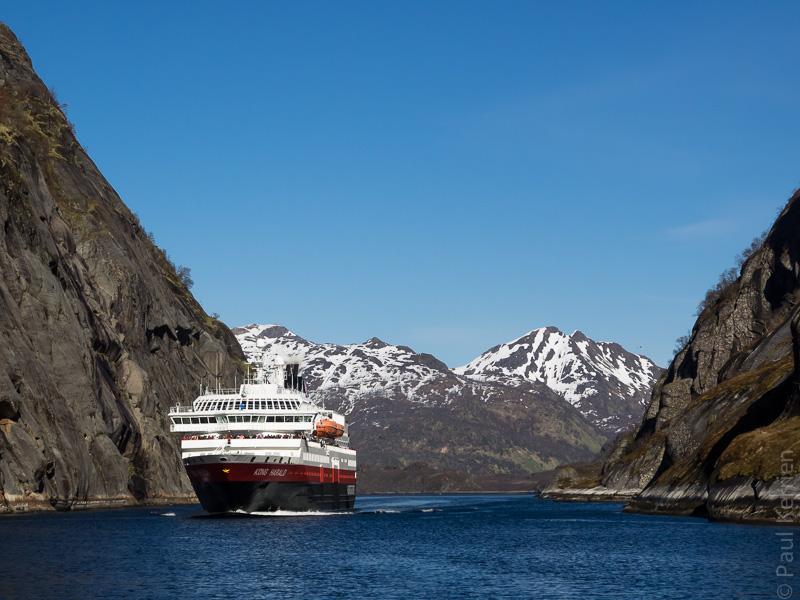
[233,323,659,491]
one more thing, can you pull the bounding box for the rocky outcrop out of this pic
[0,24,245,512]
[544,189,800,524]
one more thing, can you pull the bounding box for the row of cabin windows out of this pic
[196,399,301,411]
[174,416,218,425]
[228,415,313,423]
[173,415,313,425]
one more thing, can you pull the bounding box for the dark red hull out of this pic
[185,461,356,513]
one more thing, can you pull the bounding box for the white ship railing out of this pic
[200,388,240,396]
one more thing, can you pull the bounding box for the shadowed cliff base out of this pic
[544,189,800,524]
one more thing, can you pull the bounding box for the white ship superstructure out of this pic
[168,355,356,513]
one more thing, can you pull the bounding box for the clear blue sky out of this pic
[5,2,799,367]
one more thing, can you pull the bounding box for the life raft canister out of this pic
[314,417,345,439]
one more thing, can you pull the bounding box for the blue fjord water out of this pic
[0,494,786,599]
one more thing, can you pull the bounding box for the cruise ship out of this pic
[168,355,356,513]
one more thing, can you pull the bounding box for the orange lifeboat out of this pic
[314,417,345,439]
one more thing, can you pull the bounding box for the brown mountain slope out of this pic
[544,189,800,523]
[0,24,244,512]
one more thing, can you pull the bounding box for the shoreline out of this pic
[0,490,536,516]
[6,488,798,527]
[543,489,800,526]
[0,495,200,517]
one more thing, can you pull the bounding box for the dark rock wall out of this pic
[547,190,800,522]
[0,24,244,512]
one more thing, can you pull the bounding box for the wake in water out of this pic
[231,509,349,517]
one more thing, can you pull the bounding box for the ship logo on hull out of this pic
[254,468,288,477]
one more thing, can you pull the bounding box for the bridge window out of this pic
[266,416,275,422]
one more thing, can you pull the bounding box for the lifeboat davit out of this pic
[315,417,344,439]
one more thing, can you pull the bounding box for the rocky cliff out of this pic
[544,190,800,523]
[0,24,245,512]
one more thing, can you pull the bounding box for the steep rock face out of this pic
[233,324,606,490]
[0,25,244,512]
[455,327,662,433]
[545,190,800,523]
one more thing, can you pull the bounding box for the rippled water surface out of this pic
[0,495,786,599]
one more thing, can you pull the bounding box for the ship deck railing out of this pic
[200,388,240,396]
[178,433,352,449]
[181,433,306,441]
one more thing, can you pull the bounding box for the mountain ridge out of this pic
[233,322,660,491]
[456,326,662,432]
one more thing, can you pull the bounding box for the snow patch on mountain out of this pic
[233,323,661,433]
[232,323,454,414]
[454,326,662,430]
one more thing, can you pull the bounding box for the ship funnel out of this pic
[270,349,305,391]
[283,362,305,391]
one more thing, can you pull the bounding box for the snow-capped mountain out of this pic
[231,324,609,487]
[454,326,663,432]
[233,323,453,414]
